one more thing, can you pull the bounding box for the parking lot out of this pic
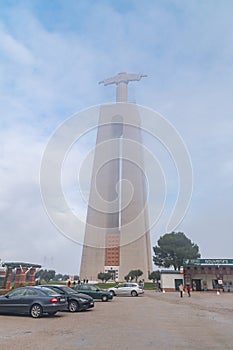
[1,290,233,350]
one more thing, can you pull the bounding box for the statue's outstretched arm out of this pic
[99,72,147,86]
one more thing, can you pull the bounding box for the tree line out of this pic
[35,270,79,283]
[34,232,200,284]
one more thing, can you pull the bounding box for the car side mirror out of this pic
[5,295,9,298]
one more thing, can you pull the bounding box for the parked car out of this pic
[73,284,113,302]
[0,286,67,318]
[39,284,94,312]
[107,283,144,297]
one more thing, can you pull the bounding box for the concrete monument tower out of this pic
[80,72,152,281]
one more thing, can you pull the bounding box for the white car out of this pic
[108,283,144,297]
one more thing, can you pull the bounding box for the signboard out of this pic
[183,259,233,266]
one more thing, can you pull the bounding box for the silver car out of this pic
[108,283,144,297]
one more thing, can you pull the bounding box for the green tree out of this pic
[35,269,56,282]
[153,232,200,270]
[149,270,161,283]
[124,274,130,282]
[126,269,143,282]
[97,272,112,282]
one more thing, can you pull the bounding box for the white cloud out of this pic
[0,28,34,65]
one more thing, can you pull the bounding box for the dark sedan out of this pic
[73,284,113,302]
[40,285,94,312]
[0,286,67,318]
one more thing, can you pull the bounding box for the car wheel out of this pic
[109,290,115,297]
[102,295,108,302]
[131,290,138,297]
[68,300,79,312]
[30,304,43,318]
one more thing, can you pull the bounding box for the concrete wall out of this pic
[161,272,183,292]
[80,104,152,281]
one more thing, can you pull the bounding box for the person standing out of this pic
[179,283,184,298]
[186,284,191,297]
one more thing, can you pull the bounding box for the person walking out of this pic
[179,283,184,298]
[186,284,191,297]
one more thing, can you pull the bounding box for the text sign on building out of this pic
[183,259,233,266]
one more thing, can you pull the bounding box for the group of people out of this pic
[67,279,89,288]
[178,283,191,297]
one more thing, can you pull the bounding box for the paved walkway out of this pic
[0,290,232,349]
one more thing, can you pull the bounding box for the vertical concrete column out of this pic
[119,104,152,281]
[116,82,128,102]
[13,268,22,289]
[80,114,121,280]
[28,268,36,286]
[14,267,27,288]
[80,73,150,281]
[19,268,27,287]
[5,268,13,290]
[0,268,6,287]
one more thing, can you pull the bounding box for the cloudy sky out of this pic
[0,0,233,275]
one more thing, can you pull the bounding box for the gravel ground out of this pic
[0,290,233,350]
